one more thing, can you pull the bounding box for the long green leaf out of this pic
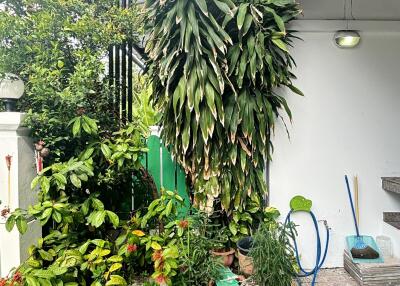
[237,3,249,30]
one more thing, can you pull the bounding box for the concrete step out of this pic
[383,212,400,230]
[382,177,400,194]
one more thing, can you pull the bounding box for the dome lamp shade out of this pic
[0,74,25,112]
[334,30,361,48]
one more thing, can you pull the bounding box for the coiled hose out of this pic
[285,210,330,286]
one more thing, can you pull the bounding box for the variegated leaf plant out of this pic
[144,0,302,227]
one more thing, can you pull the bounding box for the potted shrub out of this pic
[249,222,297,286]
[176,213,225,285]
[211,248,236,267]
[210,226,235,267]
[235,206,282,275]
[237,236,254,275]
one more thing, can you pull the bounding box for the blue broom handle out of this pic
[345,175,360,237]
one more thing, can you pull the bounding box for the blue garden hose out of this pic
[285,209,330,286]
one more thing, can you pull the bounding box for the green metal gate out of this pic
[143,132,190,212]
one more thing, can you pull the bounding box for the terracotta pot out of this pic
[237,250,253,275]
[211,248,235,267]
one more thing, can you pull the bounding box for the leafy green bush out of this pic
[116,191,226,286]
[6,117,149,285]
[175,212,225,285]
[0,0,141,159]
[249,222,297,286]
[0,1,157,285]
[132,74,161,128]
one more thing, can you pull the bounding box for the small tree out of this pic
[145,0,302,239]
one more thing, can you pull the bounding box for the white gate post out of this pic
[0,112,41,277]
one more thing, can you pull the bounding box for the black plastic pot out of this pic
[237,236,253,255]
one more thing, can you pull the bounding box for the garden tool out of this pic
[5,155,12,208]
[354,176,360,225]
[345,175,382,262]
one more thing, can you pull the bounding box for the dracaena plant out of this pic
[144,0,302,231]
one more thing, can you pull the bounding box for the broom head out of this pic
[346,235,384,263]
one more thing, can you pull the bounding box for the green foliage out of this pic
[175,213,225,285]
[1,1,305,285]
[144,0,302,236]
[115,191,228,286]
[0,0,141,158]
[6,119,148,285]
[132,74,161,127]
[0,1,167,285]
[19,236,128,286]
[116,190,185,285]
[249,222,297,286]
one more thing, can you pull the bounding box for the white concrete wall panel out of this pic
[270,31,400,267]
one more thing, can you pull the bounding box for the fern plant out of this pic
[144,0,302,233]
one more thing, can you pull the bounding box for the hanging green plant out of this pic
[145,0,302,235]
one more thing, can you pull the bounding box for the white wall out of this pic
[270,24,400,268]
[298,0,400,21]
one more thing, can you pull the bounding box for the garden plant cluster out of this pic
[0,0,302,285]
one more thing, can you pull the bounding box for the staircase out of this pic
[382,177,400,230]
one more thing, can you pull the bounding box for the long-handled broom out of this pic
[345,175,380,260]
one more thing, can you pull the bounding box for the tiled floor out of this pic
[296,268,358,286]
[240,268,358,286]
[131,268,358,285]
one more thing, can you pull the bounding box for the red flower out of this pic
[127,244,138,253]
[178,220,189,229]
[0,278,8,286]
[154,274,167,286]
[12,272,23,283]
[152,250,163,261]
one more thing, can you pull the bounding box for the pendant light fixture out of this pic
[334,0,361,48]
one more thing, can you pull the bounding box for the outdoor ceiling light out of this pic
[334,30,361,48]
[334,0,361,49]
[0,74,25,112]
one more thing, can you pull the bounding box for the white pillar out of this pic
[0,112,41,277]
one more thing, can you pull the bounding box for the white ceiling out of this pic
[298,0,400,20]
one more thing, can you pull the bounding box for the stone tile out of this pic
[130,268,358,285]
[296,268,358,286]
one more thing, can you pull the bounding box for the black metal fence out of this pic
[108,0,137,124]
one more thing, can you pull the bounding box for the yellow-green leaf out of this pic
[151,241,162,250]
